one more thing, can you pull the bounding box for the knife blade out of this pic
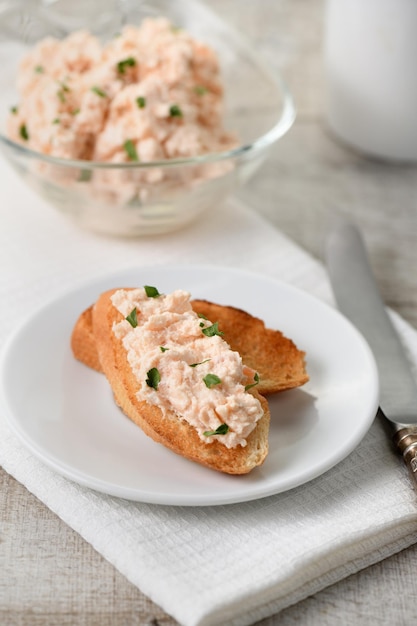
[326,220,417,490]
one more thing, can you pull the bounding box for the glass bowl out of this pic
[0,0,295,236]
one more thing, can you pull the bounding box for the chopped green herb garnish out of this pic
[126,307,138,327]
[169,104,183,117]
[146,367,161,389]
[72,108,80,115]
[245,372,260,391]
[52,118,60,124]
[10,106,18,115]
[78,169,92,182]
[19,124,29,141]
[202,322,223,337]
[34,65,44,73]
[197,312,208,319]
[160,346,169,352]
[203,373,222,388]
[203,423,229,437]
[123,139,138,161]
[144,285,160,298]
[117,57,136,74]
[136,96,146,108]
[189,359,211,368]
[57,81,70,102]
[91,86,107,98]
[194,85,208,95]
[199,322,205,328]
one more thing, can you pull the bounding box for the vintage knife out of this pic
[326,220,417,490]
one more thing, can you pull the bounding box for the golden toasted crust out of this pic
[192,300,309,394]
[92,289,270,474]
[71,299,308,395]
[70,306,102,372]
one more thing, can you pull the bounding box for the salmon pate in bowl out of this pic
[0,0,294,236]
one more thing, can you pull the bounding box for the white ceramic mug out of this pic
[324,0,417,161]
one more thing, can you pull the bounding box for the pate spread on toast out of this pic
[91,287,270,474]
[70,286,308,474]
[71,298,309,395]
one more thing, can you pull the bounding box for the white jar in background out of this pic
[324,0,417,161]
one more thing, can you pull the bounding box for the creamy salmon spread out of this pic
[7,18,235,164]
[111,288,263,449]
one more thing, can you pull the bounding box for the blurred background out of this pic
[207,0,417,330]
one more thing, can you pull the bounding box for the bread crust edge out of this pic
[92,289,270,475]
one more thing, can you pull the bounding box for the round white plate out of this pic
[0,265,379,506]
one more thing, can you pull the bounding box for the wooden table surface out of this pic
[2,1,417,624]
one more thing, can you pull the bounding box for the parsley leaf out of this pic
[189,359,210,368]
[146,367,161,389]
[194,85,208,95]
[245,372,260,391]
[91,86,107,98]
[203,423,229,437]
[203,373,221,388]
[34,65,44,74]
[202,322,223,337]
[123,139,138,161]
[126,307,138,327]
[144,285,160,298]
[136,96,146,108]
[19,124,29,141]
[160,346,169,352]
[169,104,183,117]
[117,57,136,74]
[78,169,92,182]
[57,82,70,102]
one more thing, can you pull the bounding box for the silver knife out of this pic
[326,220,417,490]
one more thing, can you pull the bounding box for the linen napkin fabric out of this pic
[1,157,417,626]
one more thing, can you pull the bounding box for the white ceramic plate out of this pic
[0,265,379,506]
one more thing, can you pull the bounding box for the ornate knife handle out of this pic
[393,428,417,491]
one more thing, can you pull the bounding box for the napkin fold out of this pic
[1,159,417,626]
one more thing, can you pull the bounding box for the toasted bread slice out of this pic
[71,299,308,394]
[92,289,270,474]
[192,300,309,394]
[70,306,102,372]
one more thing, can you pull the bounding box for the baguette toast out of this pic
[91,289,270,474]
[71,299,309,394]
[192,300,309,394]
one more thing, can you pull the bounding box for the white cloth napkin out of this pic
[1,157,417,626]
